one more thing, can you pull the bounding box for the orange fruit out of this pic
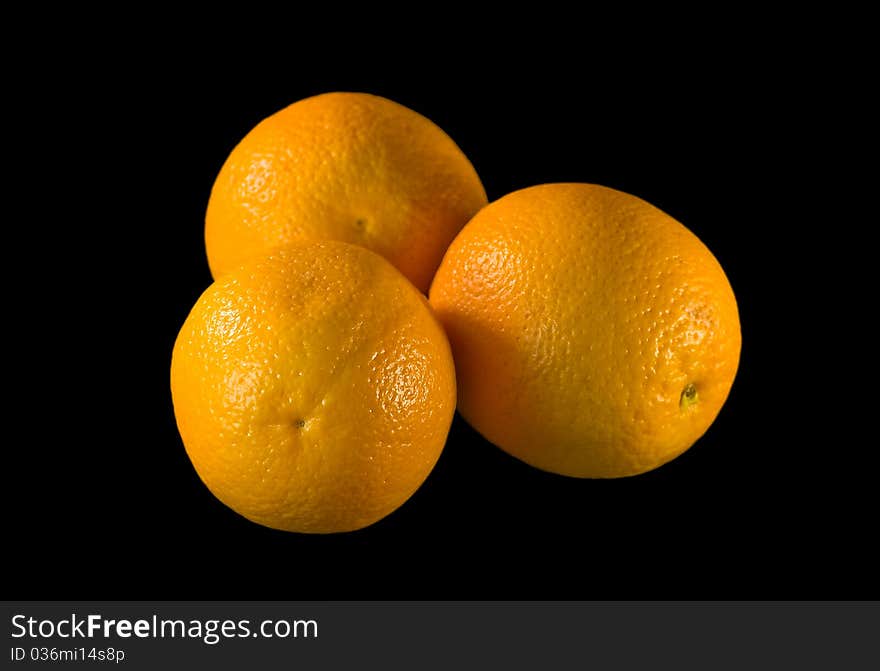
[205,92,487,293]
[429,183,741,478]
[171,241,456,533]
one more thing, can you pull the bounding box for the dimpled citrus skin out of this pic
[205,92,488,293]
[171,241,456,533]
[429,183,741,478]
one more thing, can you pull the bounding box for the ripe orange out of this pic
[429,183,741,478]
[171,241,456,533]
[205,92,487,292]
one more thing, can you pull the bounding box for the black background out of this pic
[10,36,872,599]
